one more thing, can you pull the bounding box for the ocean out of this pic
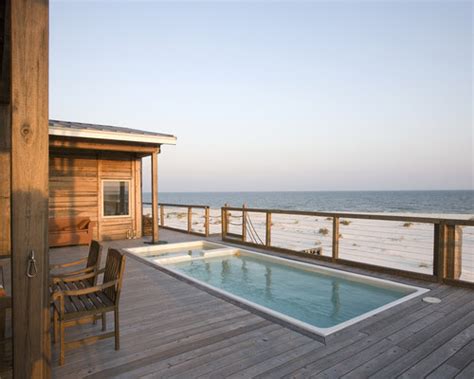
[143,190,474,214]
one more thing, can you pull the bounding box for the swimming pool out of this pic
[125,241,428,337]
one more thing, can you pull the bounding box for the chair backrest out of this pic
[103,248,126,305]
[86,240,102,285]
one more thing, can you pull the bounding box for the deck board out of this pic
[51,230,474,378]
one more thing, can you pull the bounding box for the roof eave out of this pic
[49,125,177,146]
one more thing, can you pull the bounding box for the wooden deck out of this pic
[51,230,474,378]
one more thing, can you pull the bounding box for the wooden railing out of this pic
[222,205,474,288]
[143,202,214,237]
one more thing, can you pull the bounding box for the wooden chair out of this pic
[51,248,126,366]
[50,240,102,284]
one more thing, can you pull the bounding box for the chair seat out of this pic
[52,280,114,320]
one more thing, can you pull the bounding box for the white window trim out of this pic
[101,179,132,219]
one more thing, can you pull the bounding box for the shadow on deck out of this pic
[51,229,474,378]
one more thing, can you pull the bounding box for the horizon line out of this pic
[152,189,474,194]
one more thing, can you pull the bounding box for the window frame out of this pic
[101,179,132,219]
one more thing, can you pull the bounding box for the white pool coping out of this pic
[124,241,429,338]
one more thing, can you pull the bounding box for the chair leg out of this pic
[102,312,106,331]
[114,308,120,351]
[53,309,58,344]
[59,318,65,366]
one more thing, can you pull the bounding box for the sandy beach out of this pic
[144,207,474,282]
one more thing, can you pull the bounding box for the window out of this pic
[103,180,130,217]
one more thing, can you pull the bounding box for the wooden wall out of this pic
[49,150,142,241]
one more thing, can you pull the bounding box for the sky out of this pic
[50,1,472,192]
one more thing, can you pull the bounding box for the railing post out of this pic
[187,207,192,233]
[332,216,340,262]
[242,203,247,242]
[205,207,210,237]
[160,205,164,227]
[266,212,272,247]
[221,205,228,238]
[446,224,462,280]
[434,222,447,281]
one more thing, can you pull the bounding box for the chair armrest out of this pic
[50,258,87,270]
[52,271,98,284]
[54,280,118,298]
[50,266,95,280]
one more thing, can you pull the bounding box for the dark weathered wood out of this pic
[151,151,159,243]
[10,0,50,376]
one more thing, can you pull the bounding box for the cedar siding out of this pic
[49,150,142,241]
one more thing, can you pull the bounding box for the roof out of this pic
[49,120,177,145]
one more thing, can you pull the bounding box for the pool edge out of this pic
[122,242,429,342]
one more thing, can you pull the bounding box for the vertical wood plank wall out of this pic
[49,150,142,241]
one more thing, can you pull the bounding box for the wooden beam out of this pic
[151,151,159,243]
[10,0,50,376]
[49,136,160,156]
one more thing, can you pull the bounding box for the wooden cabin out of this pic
[48,120,177,243]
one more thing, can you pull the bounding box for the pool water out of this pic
[167,254,413,329]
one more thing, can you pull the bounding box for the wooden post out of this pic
[187,207,192,232]
[10,0,51,376]
[265,212,272,246]
[204,207,210,237]
[433,223,447,281]
[445,225,462,280]
[332,216,340,261]
[242,204,247,242]
[221,205,227,238]
[151,149,159,243]
[160,204,164,226]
